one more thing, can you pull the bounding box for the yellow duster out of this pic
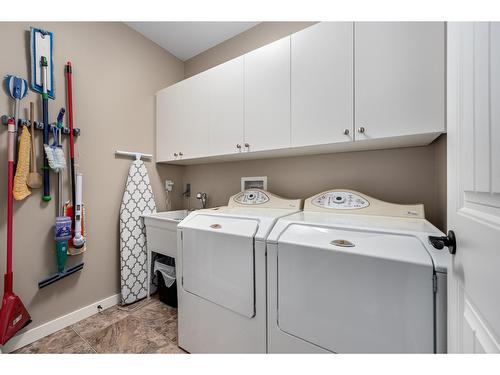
[13,127,31,200]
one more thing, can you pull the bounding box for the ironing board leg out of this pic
[147,249,151,298]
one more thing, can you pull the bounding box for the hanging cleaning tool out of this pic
[38,215,83,289]
[72,173,86,249]
[30,28,54,99]
[30,27,54,200]
[27,102,42,188]
[41,56,51,202]
[66,62,76,230]
[44,108,66,172]
[13,126,32,200]
[4,75,28,173]
[65,62,86,255]
[0,119,31,345]
[38,110,84,289]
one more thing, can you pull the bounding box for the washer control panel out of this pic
[312,191,369,210]
[233,190,270,205]
[228,189,302,209]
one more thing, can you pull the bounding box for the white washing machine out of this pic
[267,189,449,353]
[177,189,301,353]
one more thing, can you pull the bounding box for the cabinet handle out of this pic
[173,153,178,157]
[179,152,183,156]
[357,127,365,134]
[236,144,242,149]
[343,129,350,135]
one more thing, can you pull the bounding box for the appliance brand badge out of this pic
[330,239,355,247]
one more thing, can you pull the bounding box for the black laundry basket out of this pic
[155,257,178,308]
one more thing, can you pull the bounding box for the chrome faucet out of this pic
[196,192,208,209]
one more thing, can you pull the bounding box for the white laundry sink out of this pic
[143,210,189,259]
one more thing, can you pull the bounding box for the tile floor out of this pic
[14,296,186,354]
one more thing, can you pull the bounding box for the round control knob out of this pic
[173,153,178,157]
[179,152,183,157]
[244,143,250,148]
[343,129,350,135]
[333,194,346,204]
[357,127,365,134]
[236,144,242,149]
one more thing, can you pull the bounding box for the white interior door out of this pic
[447,22,500,353]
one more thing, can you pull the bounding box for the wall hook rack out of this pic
[1,115,81,136]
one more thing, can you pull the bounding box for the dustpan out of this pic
[0,118,31,345]
[30,27,54,98]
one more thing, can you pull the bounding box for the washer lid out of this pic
[276,226,435,353]
[179,206,300,241]
[278,224,434,268]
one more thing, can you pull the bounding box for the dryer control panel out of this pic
[228,189,302,209]
[312,191,369,210]
[233,190,270,205]
[304,189,425,219]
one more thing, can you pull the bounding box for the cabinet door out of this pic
[177,75,210,160]
[291,22,354,147]
[156,83,183,162]
[355,22,445,140]
[244,37,291,152]
[205,57,244,156]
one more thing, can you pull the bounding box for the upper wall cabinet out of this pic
[157,78,210,161]
[291,22,354,147]
[244,37,291,152]
[157,22,446,164]
[157,81,184,162]
[156,58,243,162]
[354,22,445,141]
[204,57,244,156]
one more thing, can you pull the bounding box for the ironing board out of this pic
[119,159,156,305]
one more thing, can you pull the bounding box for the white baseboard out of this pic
[0,293,120,354]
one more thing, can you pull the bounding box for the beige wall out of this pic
[184,22,316,77]
[183,137,447,229]
[182,21,447,230]
[0,22,184,331]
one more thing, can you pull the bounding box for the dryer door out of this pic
[276,224,435,353]
[181,214,258,318]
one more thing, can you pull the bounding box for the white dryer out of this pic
[177,189,301,353]
[267,189,449,353]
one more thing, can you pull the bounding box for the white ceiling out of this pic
[126,22,260,61]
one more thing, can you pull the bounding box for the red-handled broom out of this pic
[0,118,31,345]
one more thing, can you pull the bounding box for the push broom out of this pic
[0,118,31,345]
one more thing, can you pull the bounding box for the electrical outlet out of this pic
[165,179,174,192]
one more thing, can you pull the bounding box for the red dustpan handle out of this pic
[5,118,15,293]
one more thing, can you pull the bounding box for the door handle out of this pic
[428,230,456,255]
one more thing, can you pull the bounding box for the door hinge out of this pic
[433,274,438,293]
